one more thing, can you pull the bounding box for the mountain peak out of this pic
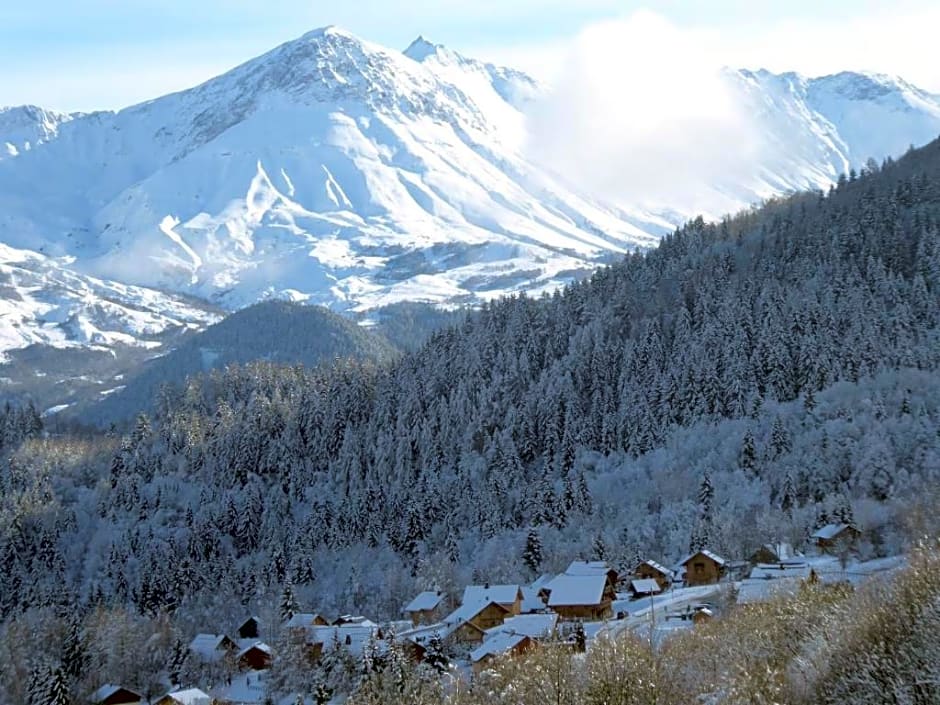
[297,25,357,42]
[404,35,445,62]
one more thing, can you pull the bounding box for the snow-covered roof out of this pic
[307,624,380,656]
[404,590,444,612]
[283,613,328,628]
[462,584,521,606]
[188,633,233,660]
[630,579,662,595]
[636,559,674,579]
[530,574,555,590]
[749,562,810,580]
[811,523,855,540]
[236,641,273,658]
[485,612,558,639]
[520,586,547,613]
[399,622,451,644]
[565,560,614,576]
[469,632,529,663]
[679,550,727,567]
[91,684,140,703]
[755,542,796,561]
[333,615,377,626]
[736,577,803,605]
[546,573,607,606]
[161,689,211,705]
[444,598,508,626]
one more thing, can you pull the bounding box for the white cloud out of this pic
[521,11,761,211]
[721,8,940,92]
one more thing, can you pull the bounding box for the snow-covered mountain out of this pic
[0,26,667,319]
[0,241,218,356]
[0,105,74,161]
[1,26,940,353]
[708,69,940,215]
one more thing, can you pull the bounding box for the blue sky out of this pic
[3,0,940,111]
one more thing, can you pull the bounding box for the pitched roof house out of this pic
[154,689,211,705]
[236,616,260,640]
[443,599,511,641]
[749,542,796,564]
[633,559,675,590]
[236,641,273,671]
[565,561,620,589]
[188,633,238,662]
[679,550,727,586]
[628,578,662,598]
[90,685,142,705]
[484,612,559,640]
[403,590,446,625]
[546,573,614,620]
[461,584,524,615]
[811,524,860,552]
[469,633,534,673]
[282,613,330,629]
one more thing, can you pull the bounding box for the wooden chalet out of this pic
[749,542,795,565]
[236,616,260,640]
[628,578,662,599]
[442,599,511,643]
[633,559,674,590]
[188,633,237,663]
[403,590,446,626]
[283,612,330,630]
[461,584,524,616]
[811,524,860,552]
[680,550,727,587]
[236,642,273,671]
[90,685,142,705]
[470,633,535,674]
[564,560,620,592]
[154,689,211,705]
[545,573,615,620]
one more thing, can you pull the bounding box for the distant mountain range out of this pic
[1,26,939,388]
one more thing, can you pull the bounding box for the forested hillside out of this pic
[75,301,399,425]
[2,138,940,703]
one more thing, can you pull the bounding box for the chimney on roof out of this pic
[484,581,490,590]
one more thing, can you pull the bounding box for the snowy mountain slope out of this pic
[0,27,666,316]
[1,27,940,337]
[695,68,940,216]
[0,242,219,357]
[0,105,74,161]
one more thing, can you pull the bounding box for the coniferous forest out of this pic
[2,138,940,703]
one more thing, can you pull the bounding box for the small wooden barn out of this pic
[236,642,273,671]
[749,542,795,565]
[633,559,675,590]
[153,689,211,705]
[811,524,860,552]
[90,685,142,705]
[283,612,330,630]
[236,616,260,640]
[680,550,727,587]
[403,590,446,626]
[470,633,535,674]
